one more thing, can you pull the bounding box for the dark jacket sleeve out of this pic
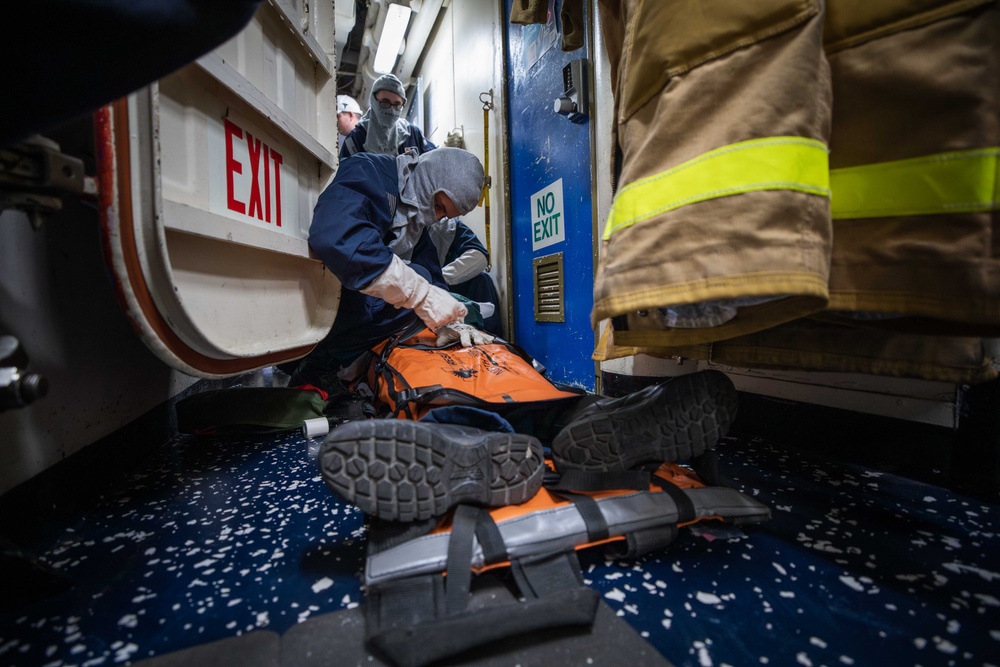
[308,155,396,291]
[407,123,437,155]
[339,126,367,159]
[445,220,487,264]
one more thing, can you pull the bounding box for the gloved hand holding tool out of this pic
[361,255,467,331]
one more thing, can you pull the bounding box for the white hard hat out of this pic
[337,95,362,115]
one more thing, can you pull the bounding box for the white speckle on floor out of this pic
[838,576,864,592]
[312,577,334,593]
[605,588,626,603]
[933,636,958,654]
[942,562,1000,582]
[696,592,722,605]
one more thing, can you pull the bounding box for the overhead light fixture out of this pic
[373,3,412,74]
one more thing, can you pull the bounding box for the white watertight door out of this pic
[96,1,341,378]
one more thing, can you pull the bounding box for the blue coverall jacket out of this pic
[305,153,446,370]
[339,121,437,160]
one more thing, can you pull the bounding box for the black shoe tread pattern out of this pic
[551,370,738,472]
[319,420,543,522]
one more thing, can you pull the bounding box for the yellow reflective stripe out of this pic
[604,137,830,240]
[830,148,1000,219]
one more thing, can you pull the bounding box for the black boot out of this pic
[550,370,738,472]
[319,420,544,522]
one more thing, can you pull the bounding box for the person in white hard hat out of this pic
[336,95,363,151]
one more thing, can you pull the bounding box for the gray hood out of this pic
[390,148,485,258]
[359,74,411,155]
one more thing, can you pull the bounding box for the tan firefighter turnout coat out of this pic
[514,0,999,383]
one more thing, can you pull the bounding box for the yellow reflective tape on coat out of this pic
[830,147,1000,219]
[604,137,831,240]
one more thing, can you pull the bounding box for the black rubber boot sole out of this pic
[319,420,544,522]
[550,370,738,472]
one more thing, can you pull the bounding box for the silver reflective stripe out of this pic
[365,486,770,586]
[344,135,360,157]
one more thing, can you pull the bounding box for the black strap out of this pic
[380,363,414,419]
[606,525,679,560]
[557,492,609,543]
[691,450,722,487]
[395,320,427,346]
[444,505,479,616]
[502,339,546,368]
[365,573,445,638]
[651,475,696,524]
[510,551,585,599]
[474,510,509,565]
[369,585,599,667]
[373,321,425,378]
[376,322,444,418]
[366,513,597,667]
[396,384,445,406]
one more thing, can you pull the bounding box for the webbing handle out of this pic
[368,586,599,667]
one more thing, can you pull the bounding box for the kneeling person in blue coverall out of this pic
[293,147,490,386]
[295,147,739,524]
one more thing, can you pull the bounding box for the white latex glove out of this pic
[436,322,496,348]
[361,255,467,330]
[413,284,469,331]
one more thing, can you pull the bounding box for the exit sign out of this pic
[530,178,565,251]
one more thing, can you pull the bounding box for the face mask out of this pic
[361,89,410,155]
[376,105,402,123]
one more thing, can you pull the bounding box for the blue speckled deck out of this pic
[1,425,998,666]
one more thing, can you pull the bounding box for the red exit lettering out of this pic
[224,117,283,226]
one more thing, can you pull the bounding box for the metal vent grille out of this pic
[533,252,565,322]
